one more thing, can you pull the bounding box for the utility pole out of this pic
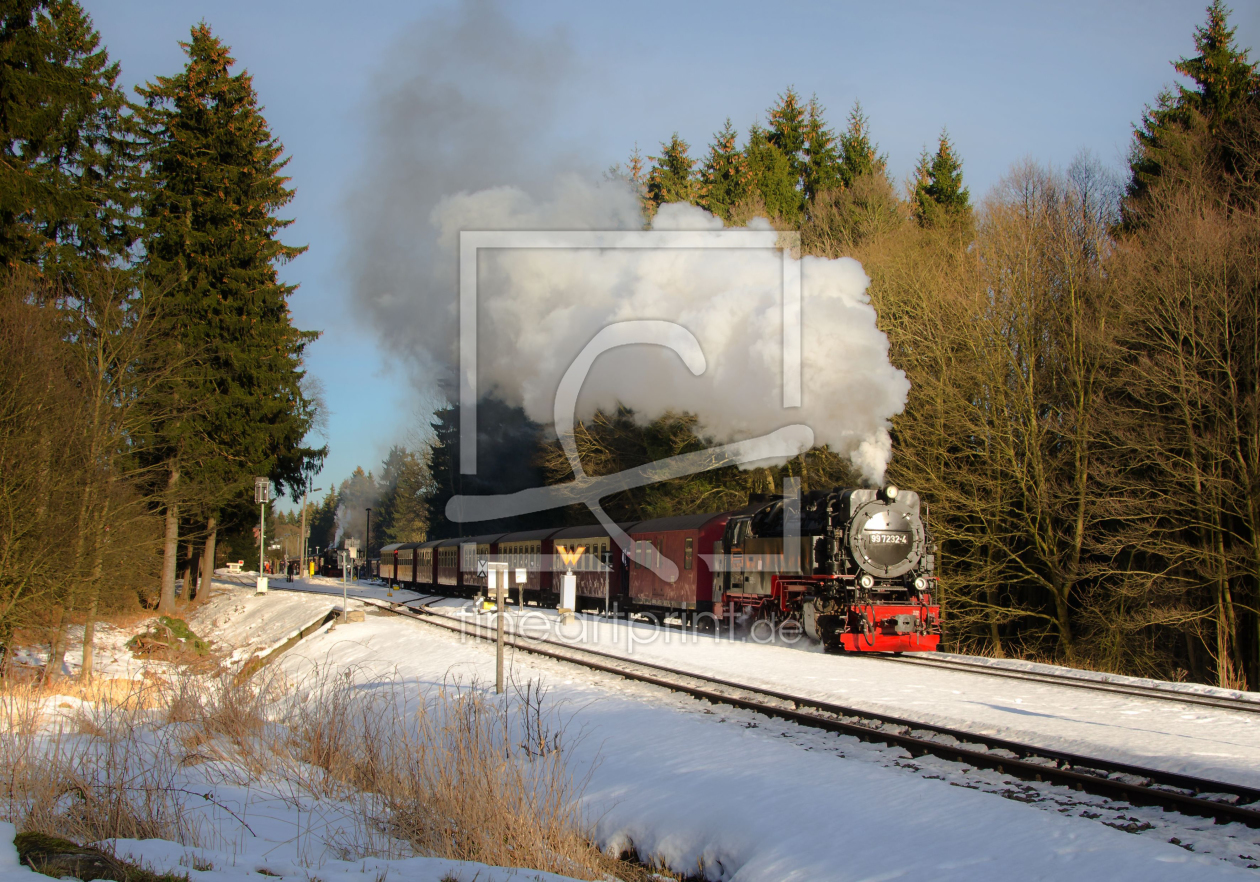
[299,484,322,581]
[365,507,372,581]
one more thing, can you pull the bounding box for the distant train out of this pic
[381,485,940,652]
[318,547,343,578]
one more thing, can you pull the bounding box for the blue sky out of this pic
[85,0,1259,508]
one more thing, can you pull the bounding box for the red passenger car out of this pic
[626,513,730,621]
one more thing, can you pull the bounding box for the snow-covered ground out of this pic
[13,576,341,684]
[212,580,1254,880]
[9,580,1260,881]
[399,595,1260,792]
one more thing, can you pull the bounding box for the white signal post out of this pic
[343,544,357,622]
[254,478,269,594]
[488,562,509,694]
[556,545,584,625]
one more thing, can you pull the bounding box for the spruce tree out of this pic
[745,123,800,224]
[698,119,749,221]
[645,132,697,215]
[766,87,806,184]
[0,0,134,273]
[1129,1,1258,205]
[385,450,429,543]
[136,23,323,611]
[912,130,970,226]
[837,101,886,188]
[802,97,842,201]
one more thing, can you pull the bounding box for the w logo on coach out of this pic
[556,545,586,568]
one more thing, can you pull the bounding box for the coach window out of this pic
[684,537,694,570]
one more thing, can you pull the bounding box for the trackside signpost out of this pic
[254,477,269,594]
[556,544,583,625]
[487,562,509,694]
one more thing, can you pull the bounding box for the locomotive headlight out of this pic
[914,576,927,591]
[859,573,875,589]
[884,485,898,501]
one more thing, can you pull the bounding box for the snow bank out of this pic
[0,825,38,882]
[112,837,586,882]
[276,611,1256,881]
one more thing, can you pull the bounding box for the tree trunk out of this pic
[1185,626,1203,683]
[1051,576,1074,660]
[159,465,180,613]
[197,514,218,605]
[0,622,11,679]
[80,478,114,682]
[42,606,66,686]
[986,589,1004,657]
[181,540,198,601]
[80,593,99,681]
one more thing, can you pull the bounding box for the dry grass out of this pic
[0,678,199,846]
[0,665,659,881]
[277,665,633,880]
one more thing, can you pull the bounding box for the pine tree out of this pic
[308,487,338,552]
[1173,1,1256,124]
[1129,1,1259,204]
[385,450,430,544]
[607,143,650,219]
[626,144,646,186]
[837,101,886,189]
[745,123,800,224]
[910,147,933,221]
[336,466,375,551]
[645,133,697,216]
[0,0,135,274]
[766,87,807,184]
[912,130,970,226]
[802,97,842,202]
[698,119,749,221]
[136,23,324,611]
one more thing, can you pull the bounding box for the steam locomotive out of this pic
[380,484,940,652]
[721,485,939,651]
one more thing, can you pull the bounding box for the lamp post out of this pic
[254,477,269,594]
[299,484,322,581]
[365,508,371,583]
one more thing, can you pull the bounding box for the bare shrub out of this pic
[0,664,647,880]
[0,680,199,846]
[277,664,621,880]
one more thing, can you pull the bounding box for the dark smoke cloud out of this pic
[346,1,909,483]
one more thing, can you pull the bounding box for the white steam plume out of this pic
[347,1,908,484]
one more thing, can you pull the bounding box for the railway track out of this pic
[360,595,1260,830]
[271,579,1260,716]
[871,651,1260,715]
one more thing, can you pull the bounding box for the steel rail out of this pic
[870,652,1260,715]
[361,596,1260,829]
[393,585,1260,715]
